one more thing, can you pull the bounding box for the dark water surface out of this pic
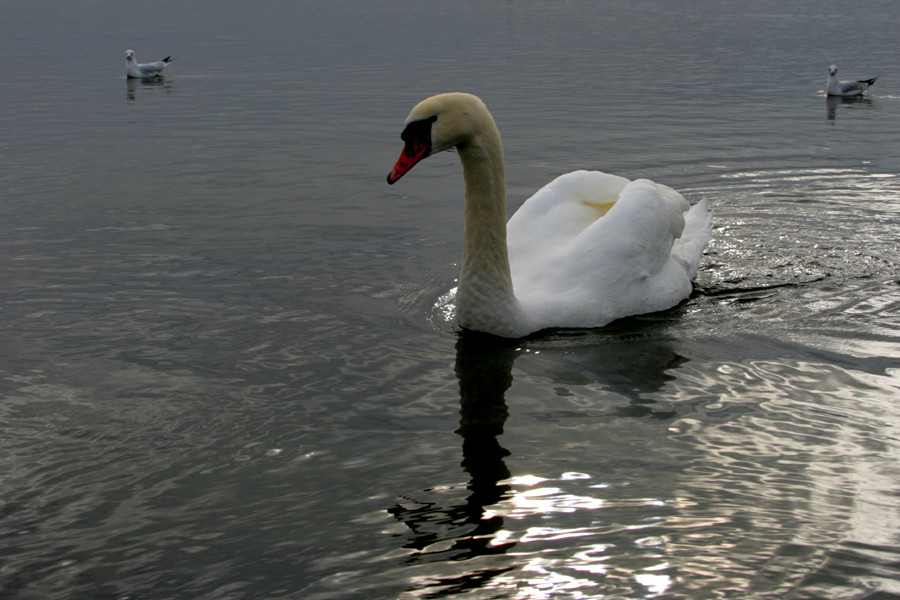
[2,2,900,599]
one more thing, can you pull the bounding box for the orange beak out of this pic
[387,137,431,184]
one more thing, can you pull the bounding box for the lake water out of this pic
[2,1,900,599]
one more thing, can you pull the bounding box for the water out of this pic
[1,1,899,598]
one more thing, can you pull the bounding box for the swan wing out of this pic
[508,172,708,328]
[584,178,689,274]
[672,198,713,278]
[507,170,630,265]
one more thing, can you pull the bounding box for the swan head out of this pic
[828,64,837,76]
[387,93,496,184]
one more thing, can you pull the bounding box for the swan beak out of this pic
[387,138,431,184]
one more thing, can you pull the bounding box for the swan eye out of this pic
[400,115,437,143]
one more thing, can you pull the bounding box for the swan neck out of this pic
[455,124,526,336]
[460,135,507,246]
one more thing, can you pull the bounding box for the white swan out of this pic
[125,49,174,79]
[826,65,880,97]
[387,93,712,338]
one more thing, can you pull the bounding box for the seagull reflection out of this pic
[388,333,520,568]
[826,94,874,123]
[126,76,171,103]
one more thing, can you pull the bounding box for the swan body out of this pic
[387,93,712,338]
[125,49,173,78]
[826,64,879,96]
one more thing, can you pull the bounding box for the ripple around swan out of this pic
[292,327,900,600]
[690,165,900,291]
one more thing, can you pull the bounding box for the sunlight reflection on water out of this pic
[370,332,900,600]
[482,472,676,598]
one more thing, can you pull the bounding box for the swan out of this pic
[125,49,174,79]
[387,93,712,338]
[826,65,880,97]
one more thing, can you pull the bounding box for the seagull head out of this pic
[125,49,135,61]
[828,65,837,76]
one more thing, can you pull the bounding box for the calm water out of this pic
[2,2,900,599]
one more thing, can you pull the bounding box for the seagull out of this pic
[826,64,880,97]
[125,49,174,79]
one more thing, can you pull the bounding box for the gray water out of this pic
[2,1,900,599]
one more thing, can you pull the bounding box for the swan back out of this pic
[508,171,709,330]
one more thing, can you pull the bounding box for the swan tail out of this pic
[672,199,712,278]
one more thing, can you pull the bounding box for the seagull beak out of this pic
[387,137,431,184]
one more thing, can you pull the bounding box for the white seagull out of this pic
[826,64,880,97]
[125,49,174,79]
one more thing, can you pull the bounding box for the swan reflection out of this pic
[388,333,518,567]
[390,324,691,597]
[529,329,688,419]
